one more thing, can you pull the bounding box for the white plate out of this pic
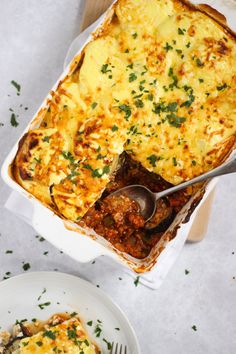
[0,272,140,354]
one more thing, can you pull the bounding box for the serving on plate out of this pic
[2,0,236,273]
[0,272,140,354]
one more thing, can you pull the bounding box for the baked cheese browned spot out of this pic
[14,0,236,221]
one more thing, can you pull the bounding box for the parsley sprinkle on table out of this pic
[11,80,21,94]
[38,302,51,310]
[192,325,197,331]
[10,113,19,127]
[22,262,31,271]
[134,276,140,287]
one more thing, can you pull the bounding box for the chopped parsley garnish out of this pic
[67,328,77,340]
[173,157,177,166]
[61,151,75,164]
[168,67,178,89]
[39,302,51,310]
[111,125,118,132]
[164,42,173,52]
[147,154,158,167]
[34,157,41,163]
[166,113,186,128]
[132,32,138,39]
[118,104,131,120]
[70,312,78,317]
[5,250,13,254]
[192,325,197,331]
[198,78,204,83]
[127,63,133,69]
[83,164,110,178]
[10,113,19,127]
[134,99,144,108]
[91,102,98,109]
[87,320,93,326]
[43,330,56,339]
[94,321,102,338]
[36,341,43,347]
[167,102,178,112]
[115,327,120,331]
[181,92,195,108]
[43,136,50,142]
[129,72,137,82]
[22,263,30,271]
[147,93,154,101]
[178,27,186,35]
[101,64,111,74]
[186,42,191,48]
[11,80,21,94]
[103,339,112,350]
[196,58,204,67]
[185,269,190,275]
[37,287,46,301]
[134,276,140,287]
[217,83,228,91]
[192,160,197,166]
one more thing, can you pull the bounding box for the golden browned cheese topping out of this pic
[19,317,97,354]
[15,0,236,221]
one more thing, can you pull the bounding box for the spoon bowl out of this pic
[110,155,236,223]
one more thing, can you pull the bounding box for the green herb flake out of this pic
[164,42,173,52]
[22,263,31,271]
[39,302,51,310]
[5,250,13,254]
[186,42,191,48]
[196,58,204,67]
[10,113,19,127]
[111,125,118,132]
[91,102,98,109]
[178,27,186,35]
[192,325,197,331]
[11,80,21,93]
[192,160,197,166]
[132,32,138,39]
[217,83,228,91]
[43,136,50,143]
[36,341,43,347]
[198,78,204,83]
[166,113,186,128]
[101,64,111,74]
[134,99,144,108]
[185,269,190,275]
[103,339,112,350]
[87,320,93,326]
[173,157,177,166]
[134,276,140,287]
[43,330,56,339]
[129,72,137,82]
[118,104,132,120]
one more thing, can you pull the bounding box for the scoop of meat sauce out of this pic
[80,154,193,259]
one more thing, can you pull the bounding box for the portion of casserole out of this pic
[13,0,236,258]
[0,313,99,354]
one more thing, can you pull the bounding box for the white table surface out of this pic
[0,1,236,353]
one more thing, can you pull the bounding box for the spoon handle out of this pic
[155,155,236,200]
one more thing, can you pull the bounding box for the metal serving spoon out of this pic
[111,155,236,222]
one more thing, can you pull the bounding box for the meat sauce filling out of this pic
[80,154,193,259]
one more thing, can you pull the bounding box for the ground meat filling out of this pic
[80,153,192,259]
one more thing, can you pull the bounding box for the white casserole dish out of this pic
[1,0,236,273]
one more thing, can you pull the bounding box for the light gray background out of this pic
[0,1,235,353]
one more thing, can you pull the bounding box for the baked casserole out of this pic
[12,0,236,260]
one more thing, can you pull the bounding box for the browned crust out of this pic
[10,0,236,272]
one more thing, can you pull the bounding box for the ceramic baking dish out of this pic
[2,0,236,273]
